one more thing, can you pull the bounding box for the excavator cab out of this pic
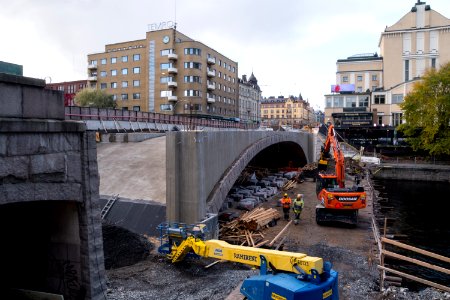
[316,175,338,195]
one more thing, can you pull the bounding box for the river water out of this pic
[372,179,450,288]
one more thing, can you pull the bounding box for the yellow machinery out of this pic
[158,223,339,300]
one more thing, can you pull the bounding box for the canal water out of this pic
[372,179,450,289]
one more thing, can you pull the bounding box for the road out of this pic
[96,136,166,203]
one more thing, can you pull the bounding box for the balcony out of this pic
[88,76,97,81]
[207,94,215,103]
[168,67,178,74]
[88,64,97,69]
[168,95,178,102]
[207,57,216,65]
[207,69,216,77]
[168,81,177,88]
[207,82,215,90]
[168,53,178,60]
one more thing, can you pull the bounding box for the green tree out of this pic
[74,88,116,108]
[398,62,450,156]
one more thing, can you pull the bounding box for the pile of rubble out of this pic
[224,168,302,211]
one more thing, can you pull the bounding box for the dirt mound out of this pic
[102,224,153,269]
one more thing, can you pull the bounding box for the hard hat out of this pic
[297,194,304,199]
[284,193,288,197]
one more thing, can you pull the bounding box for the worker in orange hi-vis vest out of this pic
[280,193,292,221]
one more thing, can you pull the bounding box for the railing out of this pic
[378,218,450,292]
[65,106,258,131]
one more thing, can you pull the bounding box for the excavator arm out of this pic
[319,125,345,188]
[169,236,323,275]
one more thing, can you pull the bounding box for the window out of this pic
[183,76,201,83]
[160,90,172,97]
[372,74,377,81]
[232,67,236,73]
[122,81,128,88]
[111,57,117,64]
[133,67,140,74]
[133,80,140,87]
[392,94,404,104]
[218,71,222,78]
[133,54,140,61]
[111,82,117,89]
[184,48,201,55]
[160,63,173,70]
[122,56,128,62]
[218,59,222,66]
[184,62,202,69]
[431,58,436,69]
[133,93,140,99]
[100,71,107,77]
[359,97,369,107]
[121,93,128,100]
[90,60,97,65]
[326,97,332,108]
[111,69,117,76]
[405,60,410,81]
[378,116,383,125]
[345,96,356,108]
[393,113,403,126]
[101,58,107,65]
[133,106,140,112]
[112,94,117,101]
[122,68,128,75]
[372,86,377,91]
[100,83,107,89]
[223,62,227,69]
[184,90,202,97]
[357,86,363,93]
[333,97,344,107]
[357,75,363,81]
[374,95,385,104]
[161,76,174,83]
[161,49,173,56]
[342,76,348,82]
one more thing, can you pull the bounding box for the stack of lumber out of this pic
[282,179,296,191]
[219,207,280,246]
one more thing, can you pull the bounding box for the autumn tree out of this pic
[74,88,116,108]
[398,62,450,156]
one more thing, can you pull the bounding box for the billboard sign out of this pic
[331,84,355,93]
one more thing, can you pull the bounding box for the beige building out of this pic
[87,27,239,119]
[261,95,312,127]
[325,1,450,127]
[238,73,261,123]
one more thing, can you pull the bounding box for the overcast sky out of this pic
[1,0,449,110]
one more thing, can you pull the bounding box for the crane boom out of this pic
[169,236,323,275]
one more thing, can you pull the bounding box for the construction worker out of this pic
[293,194,305,225]
[280,193,292,221]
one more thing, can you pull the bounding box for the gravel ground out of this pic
[103,180,449,299]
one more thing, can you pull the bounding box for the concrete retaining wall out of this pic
[100,132,165,143]
[166,131,315,224]
[373,164,450,182]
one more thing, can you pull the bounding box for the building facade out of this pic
[261,95,313,128]
[325,1,450,127]
[46,80,88,106]
[87,27,239,119]
[238,73,261,123]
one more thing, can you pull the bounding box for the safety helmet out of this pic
[297,194,304,199]
[284,193,288,197]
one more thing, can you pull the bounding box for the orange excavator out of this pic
[315,124,366,225]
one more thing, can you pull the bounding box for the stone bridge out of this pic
[166,131,316,224]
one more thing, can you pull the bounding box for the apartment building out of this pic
[325,1,450,127]
[46,80,88,106]
[87,27,239,119]
[261,95,313,127]
[238,73,261,123]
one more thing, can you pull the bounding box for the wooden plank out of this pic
[377,265,450,292]
[269,220,292,247]
[254,240,269,248]
[204,260,224,269]
[381,237,450,263]
[382,250,450,275]
[384,276,402,283]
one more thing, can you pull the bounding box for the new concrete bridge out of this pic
[98,130,317,225]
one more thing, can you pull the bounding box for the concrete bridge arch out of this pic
[166,131,316,224]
